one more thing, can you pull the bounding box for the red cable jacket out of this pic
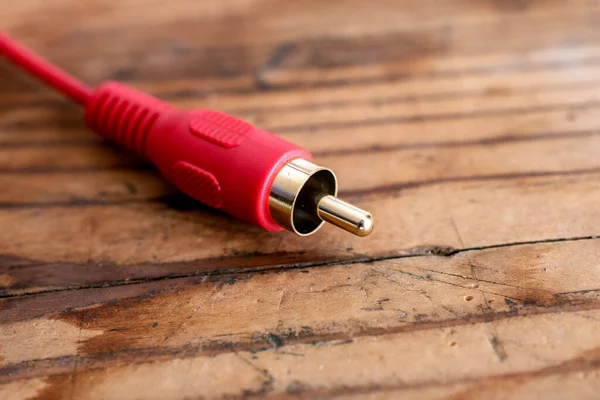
[0,31,92,104]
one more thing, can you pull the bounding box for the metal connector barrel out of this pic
[268,158,374,237]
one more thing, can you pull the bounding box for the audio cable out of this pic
[0,31,374,237]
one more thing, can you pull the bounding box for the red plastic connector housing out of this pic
[85,82,312,231]
[1,31,374,237]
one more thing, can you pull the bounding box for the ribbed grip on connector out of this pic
[85,81,170,158]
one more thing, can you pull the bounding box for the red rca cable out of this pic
[0,31,373,237]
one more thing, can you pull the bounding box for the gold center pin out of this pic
[269,158,374,237]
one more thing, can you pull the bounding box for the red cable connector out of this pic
[0,32,373,237]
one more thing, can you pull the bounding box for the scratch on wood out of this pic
[407,245,459,257]
[439,185,465,248]
[70,309,85,400]
[265,333,284,350]
[488,335,508,362]
[361,298,390,311]
[162,305,202,345]
[235,353,275,396]
[254,42,296,90]
[278,290,285,310]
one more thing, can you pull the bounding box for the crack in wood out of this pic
[0,235,597,300]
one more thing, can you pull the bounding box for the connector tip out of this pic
[317,195,374,237]
[355,212,374,237]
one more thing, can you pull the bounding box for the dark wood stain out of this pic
[2,300,600,387]
[18,343,600,399]
[0,251,346,297]
[344,167,600,197]
[0,26,449,91]
[481,0,532,12]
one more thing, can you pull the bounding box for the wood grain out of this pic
[2,0,600,398]
[1,239,600,398]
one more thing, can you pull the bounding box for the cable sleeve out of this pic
[0,31,92,104]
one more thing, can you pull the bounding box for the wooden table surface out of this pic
[2,0,600,398]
